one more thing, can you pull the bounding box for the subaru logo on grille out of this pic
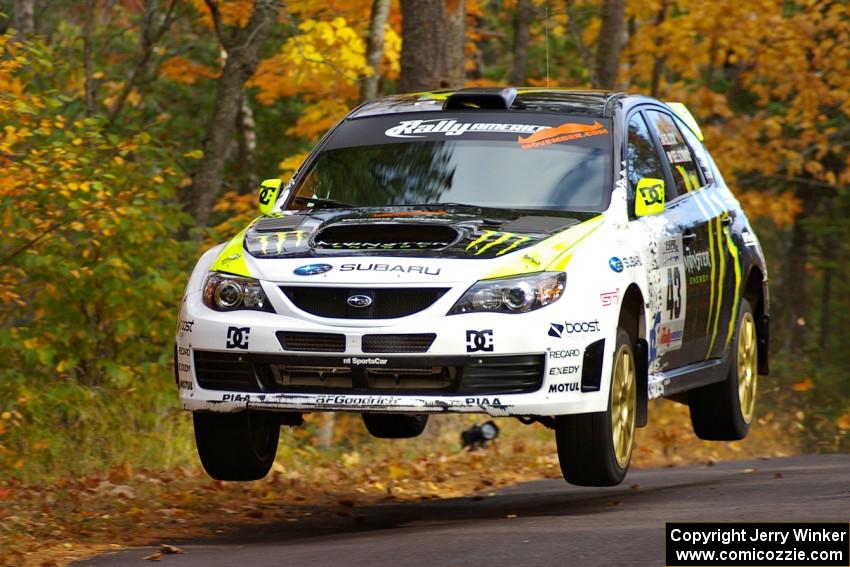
[294,263,333,276]
[347,295,372,308]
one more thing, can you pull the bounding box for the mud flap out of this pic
[635,338,648,427]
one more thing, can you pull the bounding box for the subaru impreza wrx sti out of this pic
[176,88,769,486]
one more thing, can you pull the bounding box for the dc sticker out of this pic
[466,329,494,352]
[609,257,624,273]
[226,326,250,349]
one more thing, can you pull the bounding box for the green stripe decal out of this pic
[706,216,725,358]
[724,221,742,348]
[210,225,253,277]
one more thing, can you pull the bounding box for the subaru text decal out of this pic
[340,263,441,275]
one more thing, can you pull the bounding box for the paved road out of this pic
[80,454,850,567]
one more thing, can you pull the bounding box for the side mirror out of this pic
[258,179,283,215]
[635,178,665,217]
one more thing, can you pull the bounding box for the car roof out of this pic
[349,88,648,119]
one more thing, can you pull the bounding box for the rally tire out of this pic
[193,411,280,481]
[689,299,758,441]
[362,413,429,439]
[556,328,636,486]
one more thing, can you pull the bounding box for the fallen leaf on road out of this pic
[144,544,185,561]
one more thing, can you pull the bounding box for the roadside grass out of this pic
[1,396,799,567]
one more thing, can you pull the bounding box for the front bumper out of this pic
[176,286,616,417]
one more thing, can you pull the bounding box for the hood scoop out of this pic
[252,214,308,232]
[314,223,459,251]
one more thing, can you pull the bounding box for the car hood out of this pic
[210,206,604,284]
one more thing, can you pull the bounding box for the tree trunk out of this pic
[107,0,178,125]
[819,258,832,351]
[189,0,277,229]
[649,0,668,98]
[444,0,466,88]
[398,0,466,92]
[593,0,626,89]
[509,0,534,85]
[784,187,819,353]
[361,0,391,101]
[83,0,96,116]
[237,91,258,193]
[13,0,35,36]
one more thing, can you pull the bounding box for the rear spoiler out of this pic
[665,102,704,141]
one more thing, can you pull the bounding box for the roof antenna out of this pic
[545,3,550,87]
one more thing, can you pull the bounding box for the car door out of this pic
[670,113,740,360]
[625,110,689,371]
[644,109,734,364]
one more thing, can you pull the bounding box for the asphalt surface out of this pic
[80,454,850,567]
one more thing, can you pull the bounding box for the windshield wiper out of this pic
[408,202,483,210]
[294,196,355,209]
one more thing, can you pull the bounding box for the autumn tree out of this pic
[188,0,278,229]
[509,0,534,85]
[593,0,626,89]
[362,0,391,100]
[398,0,466,91]
[13,0,34,35]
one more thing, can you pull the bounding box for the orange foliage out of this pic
[160,56,219,84]
[736,191,803,227]
[189,0,255,28]
[623,0,850,224]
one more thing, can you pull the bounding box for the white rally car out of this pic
[176,88,769,486]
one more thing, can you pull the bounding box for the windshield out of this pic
[288,113,612,213]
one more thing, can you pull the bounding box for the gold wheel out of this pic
[737,312,758,424]
[611,344,636,469]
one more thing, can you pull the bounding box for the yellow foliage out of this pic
[287,99,351,140]
[250,17,369,106]
[279,152,309,179]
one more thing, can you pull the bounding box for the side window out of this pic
[627,113,671,201]
[672,114,715,186]
[646,110,701,195]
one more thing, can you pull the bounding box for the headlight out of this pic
[448,272,565,315]
[202,273,274,312]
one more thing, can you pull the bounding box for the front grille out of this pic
[194,351,262,392]
[192,351,544,395]
[280,287,448,319]
[277,331,346,352]
[462,355,544,394]
[362,333,436,353]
